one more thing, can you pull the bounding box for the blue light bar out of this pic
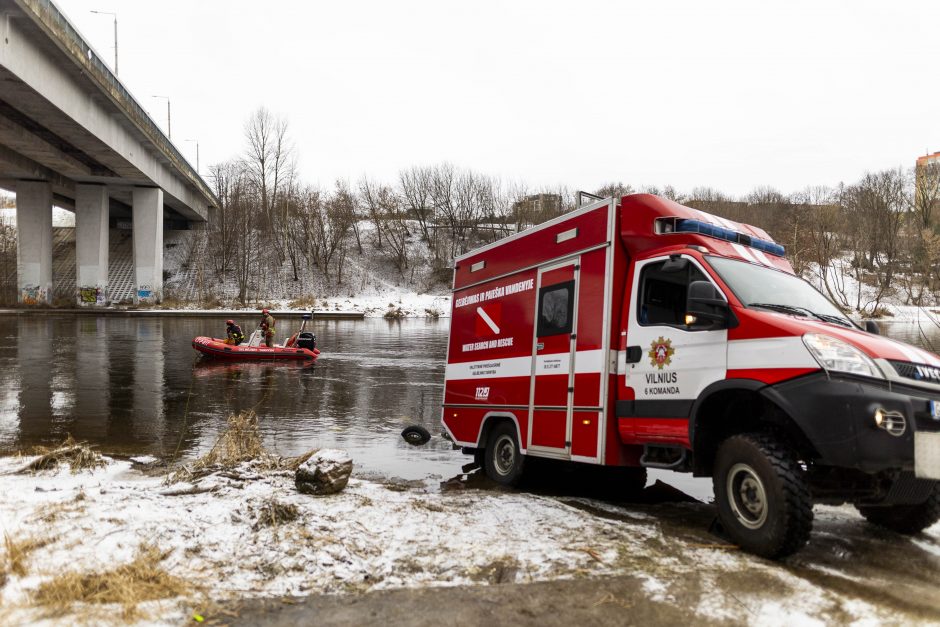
[675,219,786,257]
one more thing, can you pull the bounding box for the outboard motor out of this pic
[295,312,316,350]
[297,331,317,350]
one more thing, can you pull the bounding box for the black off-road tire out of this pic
[484,422,525,486]
[713,433,814,559]
[401,425,431,446]
[856,482,940,535]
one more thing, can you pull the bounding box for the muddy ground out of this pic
[2,455,938,626]
[222,490,940,627]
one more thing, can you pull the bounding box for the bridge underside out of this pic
[0,0,218,305]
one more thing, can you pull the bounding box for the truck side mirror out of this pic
[687,281,730,328]
[864,320,880,335]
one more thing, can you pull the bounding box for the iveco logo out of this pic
[915,365,940,382]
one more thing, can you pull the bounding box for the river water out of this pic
[0,316,938,486]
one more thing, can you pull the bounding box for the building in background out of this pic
[512,193,564,229]
[916,151,940,222]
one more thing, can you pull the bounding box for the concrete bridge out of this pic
[0,0,217,305]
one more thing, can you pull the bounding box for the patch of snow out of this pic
[2,458,937,625]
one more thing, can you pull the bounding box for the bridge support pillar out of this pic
[132,187,163,304]
[75,184,109,306]
[16,180,53,305]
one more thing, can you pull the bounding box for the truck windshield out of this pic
[707,256,854,327]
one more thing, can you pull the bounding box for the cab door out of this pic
[528,260,579,457]
[622,255,728,440]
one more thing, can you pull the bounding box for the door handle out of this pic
[625,346,643,364]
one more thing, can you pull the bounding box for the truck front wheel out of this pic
[713,434,813,558]
[856,483,940,534]
[484,422,525,486]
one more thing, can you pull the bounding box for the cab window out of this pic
[638,259,709,327]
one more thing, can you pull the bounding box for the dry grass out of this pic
[18,436,106,473]
[169,410,316,483]
[192,410,269,468]
[384,307,406,319]
[253,499,300,530]
[30,499,84,524]
[288,295,317,309]
[198,294,223,309]
[2,534,55,585]
[32,544,191,620]
[156,294,188,310]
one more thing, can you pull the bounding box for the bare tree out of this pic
[361,179,410,274]
[913,161,940,230]
[594,181,634,199]
[243,107,295,261]
[206,160,246,277]
[297,182,356,286]
[399,166,436,250]
[359,176,386,249]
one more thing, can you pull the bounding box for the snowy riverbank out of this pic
[2,455,939,626]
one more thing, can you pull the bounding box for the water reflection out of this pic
[74,317,108,434]
[2,315,939,483]
[0,316,455,479]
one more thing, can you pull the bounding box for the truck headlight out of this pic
[802,334,883,379]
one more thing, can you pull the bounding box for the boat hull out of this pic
[192,336,320,361]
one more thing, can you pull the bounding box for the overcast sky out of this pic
[57,0,940,198]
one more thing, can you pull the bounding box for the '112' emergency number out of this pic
[475,387,490,400]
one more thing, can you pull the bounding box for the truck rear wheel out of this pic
[484,423,525,486]
[713,434,813,558]
[856,483,940,534]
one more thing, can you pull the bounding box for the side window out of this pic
[537,280,575,337]
[638,259,709,327]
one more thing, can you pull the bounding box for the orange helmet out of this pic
[261,308,269,314]
[226,319,234,325]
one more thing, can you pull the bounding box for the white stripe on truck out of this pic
[727,337,817,370]
[445,349,607,381]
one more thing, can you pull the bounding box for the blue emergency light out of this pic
[674,219,786,257]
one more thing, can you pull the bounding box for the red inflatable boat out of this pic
[191,336,319,361]
[192,313,320,361]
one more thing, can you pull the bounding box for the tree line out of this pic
[198,109,940,314]
[3,107,936,312]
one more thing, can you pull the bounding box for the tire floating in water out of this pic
[401,425,431,446]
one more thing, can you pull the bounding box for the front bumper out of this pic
[762,373,940,474]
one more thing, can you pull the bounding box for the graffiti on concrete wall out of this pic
[20,285,47,305]
[78,286,106,305]
[137,284,154,303]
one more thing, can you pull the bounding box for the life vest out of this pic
[261,314,275,336]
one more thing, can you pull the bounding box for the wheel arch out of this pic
[475,411,526,453]
[690,379,819,476]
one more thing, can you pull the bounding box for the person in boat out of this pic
[260,309,276,348]
[225,319,245,346]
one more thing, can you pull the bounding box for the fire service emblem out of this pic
[648,337,675,370]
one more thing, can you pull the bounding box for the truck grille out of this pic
[888,360,940,384]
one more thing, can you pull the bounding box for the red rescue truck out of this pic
[442,193,940,558]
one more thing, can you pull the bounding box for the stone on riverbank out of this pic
[294,449,353,495]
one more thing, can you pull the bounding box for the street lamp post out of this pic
[185,139,200,173]
[89,10,118,76]
[151,95,171,140]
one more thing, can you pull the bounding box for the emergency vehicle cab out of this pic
[442,193,940,558]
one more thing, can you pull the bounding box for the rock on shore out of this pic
[294,449,353,495]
